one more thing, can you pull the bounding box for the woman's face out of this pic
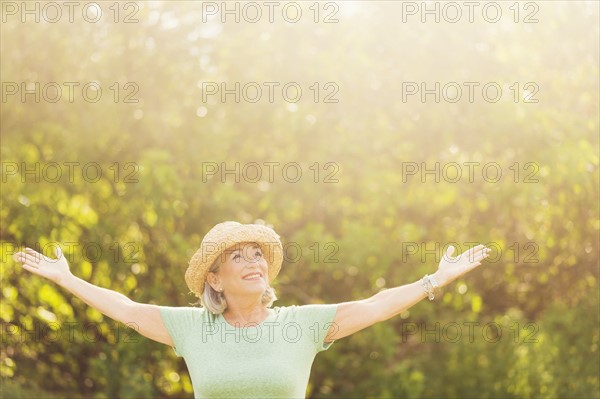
[212,242,269,296]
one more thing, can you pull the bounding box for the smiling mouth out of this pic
[242,273,263,281]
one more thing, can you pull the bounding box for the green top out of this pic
[159,303,339,398]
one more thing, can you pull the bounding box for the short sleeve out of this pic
[158,306,200,357]
[295,303,339,353]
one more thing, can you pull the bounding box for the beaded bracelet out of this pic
[421,274,441,301]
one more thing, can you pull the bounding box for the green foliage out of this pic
[1,2,598,398]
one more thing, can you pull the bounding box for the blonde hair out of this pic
[199,246,278,314]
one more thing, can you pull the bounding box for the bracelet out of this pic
[420,276,432,300]
[421,274,441,301]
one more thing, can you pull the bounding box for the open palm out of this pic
[13,245,72,284]
[436,244,491,286]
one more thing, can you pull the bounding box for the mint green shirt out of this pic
[159,304,339,398]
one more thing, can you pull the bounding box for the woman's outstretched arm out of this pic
[13,245,174,346]
[373,244,491,321]
[324,244,491,342]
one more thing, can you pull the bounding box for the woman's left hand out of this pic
[433,244,491,287]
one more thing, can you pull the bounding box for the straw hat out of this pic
[185,221,284,297]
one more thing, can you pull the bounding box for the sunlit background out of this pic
[1,1,599,398]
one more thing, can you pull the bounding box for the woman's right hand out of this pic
[14,245,73,285]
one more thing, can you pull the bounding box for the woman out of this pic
[14,221,491,398]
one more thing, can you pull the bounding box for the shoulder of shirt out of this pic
[273,304,309,320]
